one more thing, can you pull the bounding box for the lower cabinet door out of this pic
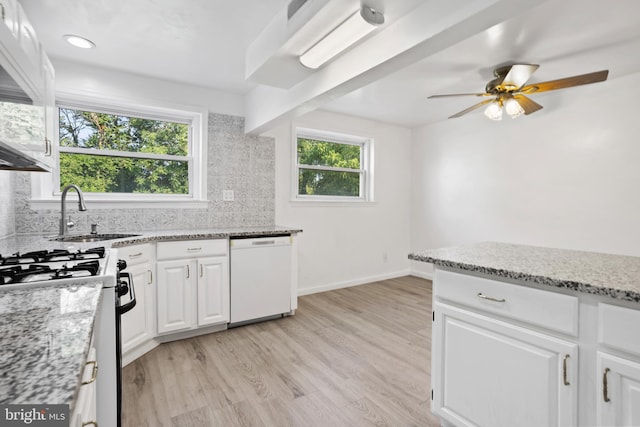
[121,262,154,352]
[597,352,640,426]
[197,256,229,326]
[156,260,194,334]
[432,302,577,427]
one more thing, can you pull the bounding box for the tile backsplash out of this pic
[0,171,16,238]
[11,113,275,235]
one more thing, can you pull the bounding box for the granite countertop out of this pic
[0,279,104,409]
[0,225,303,255]
[409,242,640,303]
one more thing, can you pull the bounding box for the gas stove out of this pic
[0,246,113,288]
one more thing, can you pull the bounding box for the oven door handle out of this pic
[117,272,137,314]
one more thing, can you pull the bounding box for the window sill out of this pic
[289,198,377,207]
[30,198,209,210]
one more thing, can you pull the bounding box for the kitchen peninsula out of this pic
[409,242,640,427]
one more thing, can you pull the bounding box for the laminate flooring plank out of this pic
[122,276,438,427]
[121,351,172,427]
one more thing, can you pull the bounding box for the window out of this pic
[58,107,190,195]
[294,127,372,201]
[31,96,207,208]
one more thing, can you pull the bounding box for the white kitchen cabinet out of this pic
[0,0,52,171]
[432,269,578,427]
[156,259,194,333]
[71,346,98,427]
[197,256,229,326]
[119,244,155,358]
[156,239,229,335]
[433,302,577,427]
[596,302,640,426]
[596,352,640,426]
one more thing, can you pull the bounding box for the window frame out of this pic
[31,93,208,209]
[293,127,373,203]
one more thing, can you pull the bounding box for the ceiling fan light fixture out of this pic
[484,101,503,121]
[299,5,384,69]
[504,97,525,119]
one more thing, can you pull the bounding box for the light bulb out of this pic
[504,97,524,119]
[484,101,503,121]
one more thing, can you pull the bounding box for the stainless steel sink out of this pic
[50,233,141,243]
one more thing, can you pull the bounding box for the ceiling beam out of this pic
[244,0,549,135]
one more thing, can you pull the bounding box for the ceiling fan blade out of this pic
[428,93,489,98]
[448,99,495,119]
[519,70,609,94]
[501,64,539,89]
[512,94,543,115]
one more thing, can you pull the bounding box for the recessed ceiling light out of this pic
[63,35,95,49]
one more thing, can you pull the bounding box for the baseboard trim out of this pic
[409,270,433,280]
[298,269,411,296]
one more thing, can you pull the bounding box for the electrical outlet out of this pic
[223,190,234,201]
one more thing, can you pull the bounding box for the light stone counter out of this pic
[0,279,104,409]
[0,225,303,255]
[409,242,640,303]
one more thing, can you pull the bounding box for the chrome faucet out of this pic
[60,184,87,236]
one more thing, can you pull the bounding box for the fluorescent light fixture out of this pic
[63,34,95,49]
[299,6,384,69]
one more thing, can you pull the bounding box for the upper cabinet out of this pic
[0,0,53,172]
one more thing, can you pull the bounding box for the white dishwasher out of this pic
[230,235,293,325]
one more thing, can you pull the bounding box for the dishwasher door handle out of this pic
[252,240,276,246]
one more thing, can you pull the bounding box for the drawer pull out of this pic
[82,360,98,385]
[603,368,611,402]
[477,293,506,303]
[129,252,143,258]
[187,247,202,251]
[562,354,570,386]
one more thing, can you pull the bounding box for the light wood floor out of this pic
[122,276,440,427]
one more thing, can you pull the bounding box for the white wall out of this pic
[267,110,413,295]
[52,59,244,116]
[410,71,640,277]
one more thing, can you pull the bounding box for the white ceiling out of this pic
[19,0,640,131]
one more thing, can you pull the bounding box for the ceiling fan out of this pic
[429,64,609,120]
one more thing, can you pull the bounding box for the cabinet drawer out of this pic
[599,303,640,358]
[157,239,227,260]
[435,269,579,336]
[115,244,154,266]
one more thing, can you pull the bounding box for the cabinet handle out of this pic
[562,354,570,386]
[148,270,152,284]
[128,252,143,258]
[0,4,5,22]
[186,264,190,278]
[200,264,203,277]
[82,422,98,427]
[44,138,52,156]
[477,293,506,303]
[603,367,611,402]
[187,247,202,252]
[82,360,98,385]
